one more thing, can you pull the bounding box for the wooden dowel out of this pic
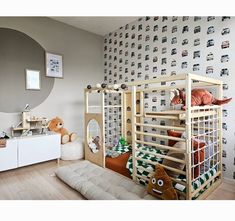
[137,147,185,164]
[191,171,221,197]
[135,140,186,153]
[135,123,185,131]
[135,131,185,142]
[135,166,187,186]
[135,157,186,175]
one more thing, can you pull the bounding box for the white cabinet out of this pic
[18,134,61,167]
[0,139,18,172]
[0,133,61,172]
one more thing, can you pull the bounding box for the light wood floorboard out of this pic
[0,160,234,200]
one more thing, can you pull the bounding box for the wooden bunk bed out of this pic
[84,73,223,200]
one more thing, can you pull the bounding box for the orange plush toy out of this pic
[48,117,77,144]
[147,165,178,200]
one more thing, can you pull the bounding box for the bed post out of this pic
[185,73,192,200]
[217,82,223,180]
[132,85,137,182]
[101,91,105,168]
[140,91,144,143]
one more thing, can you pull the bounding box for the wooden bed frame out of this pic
[84,73,223,200]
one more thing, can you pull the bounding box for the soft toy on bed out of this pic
[48,117,77,144]
[147,165,178,200]
[171,88,232,110]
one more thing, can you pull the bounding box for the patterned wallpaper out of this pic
[103,16,235,180]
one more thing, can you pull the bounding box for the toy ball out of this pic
[87,85,92,89]
[121,84,127,90]
[96,83,101,88]
[113,84,119,90]
[101,83,107,88]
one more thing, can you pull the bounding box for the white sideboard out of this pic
[0,133,61,172]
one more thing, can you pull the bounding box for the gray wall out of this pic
[0,17,103,136]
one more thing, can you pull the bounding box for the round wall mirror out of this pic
[87,119,101,153]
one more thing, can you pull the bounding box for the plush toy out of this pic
[119,136,127,146]
[171,88,232,110]
[147,165,178,200]
[48,117,77,144]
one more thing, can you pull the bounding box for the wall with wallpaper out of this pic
[103,16,235,180]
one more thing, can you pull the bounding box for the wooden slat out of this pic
[196,179,222,200]
[135,157,186,175]
[137,147,185,164]
[124,73,187,87]
[135,131,185,142]
[191,171,221,197]
[135,140,186,153]
[135,166,187,186]
[135,123,185,131]
[143,114,179,120]
[189,73,222,85]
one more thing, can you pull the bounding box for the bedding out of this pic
[106,152,132,178]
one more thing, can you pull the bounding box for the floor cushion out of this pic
[55,160,156,200]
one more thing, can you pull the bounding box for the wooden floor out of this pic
[0,160,234,200]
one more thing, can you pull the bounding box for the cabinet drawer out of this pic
[18,134,61,167]
[0,139,18,172]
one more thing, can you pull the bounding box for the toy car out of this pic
[193,64,200,71]
[223,109,228,117]
[172,25,177,33]
[194,38,200,46]
[171,48,177,55]
[194,16,201,21]
[222,138,227,144]
[153,35,158,42]
[182,39,188,45]
[162,25,167,32]
[221,40,229,49]
[171,59,176,67]
[222,123,228,130]
[160,69,166,75]
[153,56,158,62]
[171,37,177,44]
[162,47,167,54]
[172,16,178,22]
[222,16,230,21]
[221,27,230,35]
[181,62,188,69]
[221,55,229,63]
[207,26,215,34]
[194,26,201,34]
[182,16,189,21]
[154,25,158,31]
[207,39,214,47]
[223,84,228,90]
[206,66,213,74]
[207,16,215,21]
[171,71,176,76]
[220,68,229,76]
[206,52,214,61]
[193,51,200,59]
[182,25,189,33]
[182,50,188,57]
[162,36,167,43]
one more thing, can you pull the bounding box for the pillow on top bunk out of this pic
[162,141,186,178]
[165,130,206,179]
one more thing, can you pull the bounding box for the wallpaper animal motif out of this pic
[103,16,235,180]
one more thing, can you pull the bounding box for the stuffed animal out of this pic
[147,165,178,200]
[48,117,77,144]
[171,88,232,109]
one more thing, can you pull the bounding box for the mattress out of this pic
[105,152,132,179]
[55,160,156,200]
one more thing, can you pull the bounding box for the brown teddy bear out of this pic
[147,164,178,200]
[48,117,77,144]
